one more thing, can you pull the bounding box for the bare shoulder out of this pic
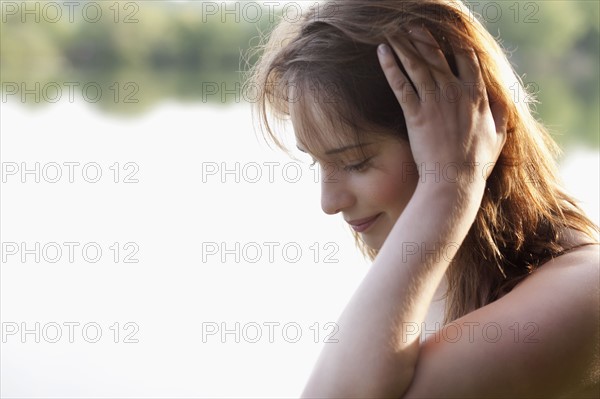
[538,241,599,270]
[402,242,600,398]
[518,242,599,294]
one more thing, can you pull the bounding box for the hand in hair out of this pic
[377,26,507,189]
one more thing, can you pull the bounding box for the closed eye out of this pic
[344,157,373,173]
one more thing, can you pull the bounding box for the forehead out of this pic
[288,89,370,156]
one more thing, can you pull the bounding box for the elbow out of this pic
[300,351,419,399]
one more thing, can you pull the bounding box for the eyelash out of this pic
[344,157,372,172]
[309,157,373,173]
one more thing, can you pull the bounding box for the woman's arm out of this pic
[302,183,599,399]
[301,182,484,398]
[301,27,507,398]
[401,243,600,398]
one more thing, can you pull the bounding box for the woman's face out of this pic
[296,125,420,250]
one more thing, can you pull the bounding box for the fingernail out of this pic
[378,44,389,55]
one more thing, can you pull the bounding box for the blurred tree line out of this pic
[1,0,598,147]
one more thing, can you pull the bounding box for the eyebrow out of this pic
[296,143,373,156]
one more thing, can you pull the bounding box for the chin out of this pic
[362,236,384,252]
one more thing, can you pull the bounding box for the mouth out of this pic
[346,213,382,233]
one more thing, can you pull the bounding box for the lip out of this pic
[346,213,382,233]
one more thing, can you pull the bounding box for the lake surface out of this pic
[1,99,598,397]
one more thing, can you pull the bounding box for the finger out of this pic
[489,92,508,135]
[377,43,420,115]
[451,45,489,107]
[408,26,455,83]
[385,34,437,101]
[453,46,483,84]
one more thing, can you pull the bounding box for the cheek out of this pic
[367,166,418,211]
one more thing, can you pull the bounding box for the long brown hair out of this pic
[245,0,599,324]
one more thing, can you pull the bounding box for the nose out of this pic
[320,166,355,215]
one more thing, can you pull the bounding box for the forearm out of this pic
[301,181,485,398]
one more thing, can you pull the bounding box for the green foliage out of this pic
[471,0,599,148]
[1,1,598,147]
[1,2,273,113]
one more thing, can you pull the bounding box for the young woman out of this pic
[247,1,599,397]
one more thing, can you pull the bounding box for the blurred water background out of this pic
[1,1,598,397]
